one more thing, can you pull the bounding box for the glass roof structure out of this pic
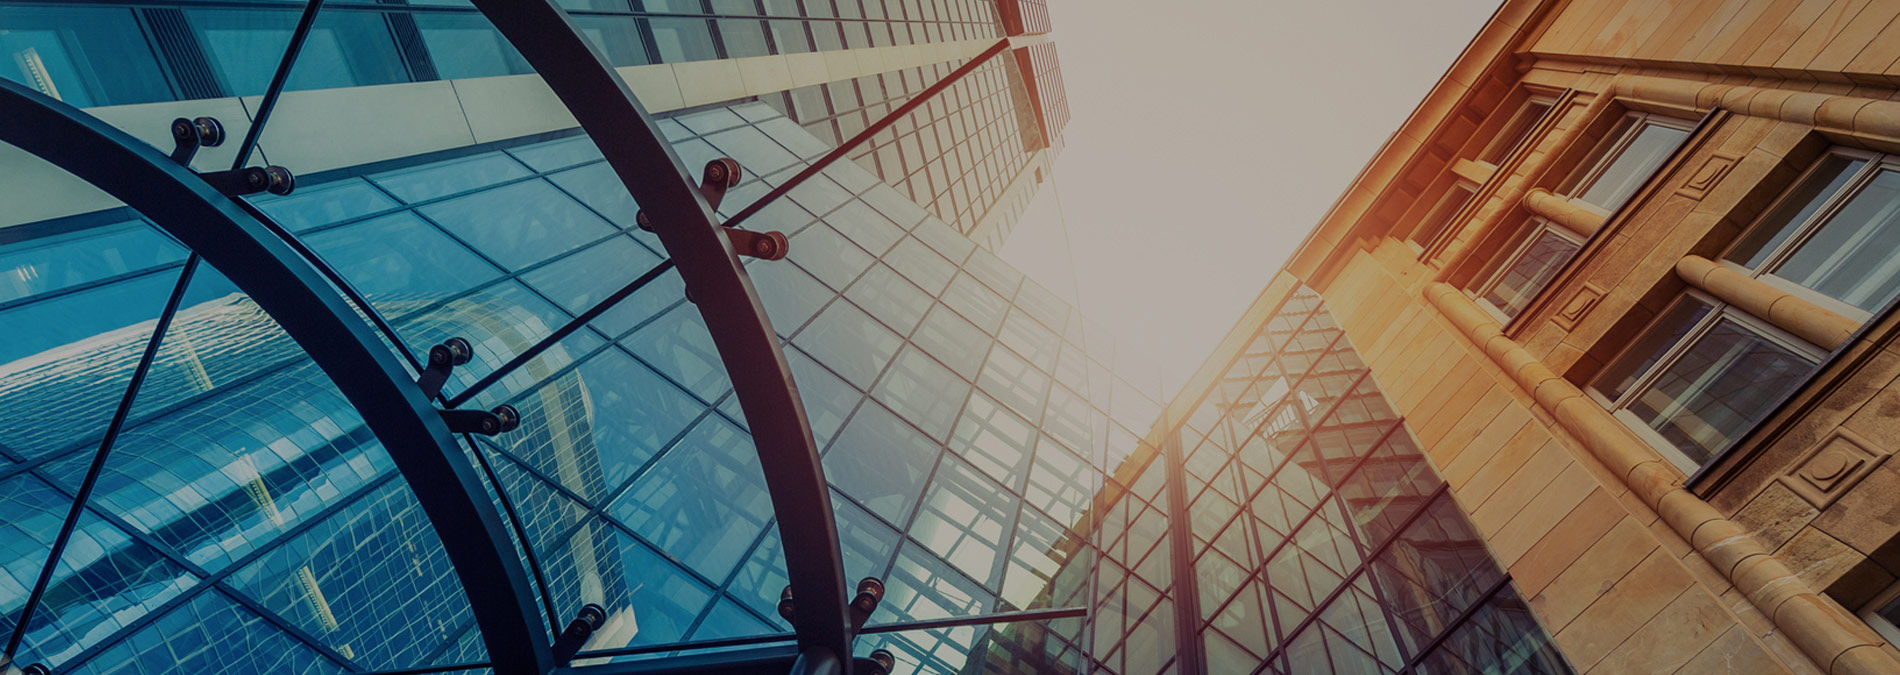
[0,1,1569,674]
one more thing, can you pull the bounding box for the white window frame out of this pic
[1860,579,1900,647]
[1563,111,1697,215]
[1479,95,1558,165]
[1721,147,1900,323]
[1585,290,1826,472]
[1469,218,1584,323]
[1409,180,1478,252]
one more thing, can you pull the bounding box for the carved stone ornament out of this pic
[1777,427,1890,509]
[1676,152,1740,201]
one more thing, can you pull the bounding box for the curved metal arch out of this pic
[462,0,854,668]
[0,78,555,675]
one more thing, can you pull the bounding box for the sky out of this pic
[998,0,1506,400]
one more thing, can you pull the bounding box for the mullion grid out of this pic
[1159,293,1546,675]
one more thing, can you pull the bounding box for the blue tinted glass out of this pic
[786,224,874,291]
[745,258,834,336]
[785,347,859,447]
[883,237,956,294]
[941,273,1008,333]
[503,348,702,495]
[508,135,606,172]
[705,126,801,176]
[189,9,406,96]
[910,456,1015,591]
[0,474,200,668]
[306,212,503,307]
[251,179,399,233]
[614,416,772,580]
[979,346,1050,423]
[911,304,990,379]
[948,392,1037,491]
[794,301,902,389]
[621,303,731,402]
[420,180,619,270]
[845,264,931,334]
[63,589,340,675]
[824,402,936,524]
[0,267,176,367]
[371,153,531,204]
[0,6,171,107]
[413,13,533,79]
[0,220,184,303]
[520,235,663,317]
[871,346,969,442]
[825,201,905,255]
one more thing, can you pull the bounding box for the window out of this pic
[1726,151,1900,317]
[1479,97,1555,164]
[1566,112,1693,213]
[1409,182,1476,250]
[1588,293,1822,471]
[1471,220,1581,320]
[1861,579,1900,647]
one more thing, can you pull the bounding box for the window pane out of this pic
[1627,316,1816,466]
[648,17,719,62]
[0,6,172,106]
[1410,184,1474,246]
[1479,99,1553,164]
[1774,168,1900,312]
[1480,227,1579,318]
[717,19,771,58]
[413,14,533,79]
[190,9,406,96]
[1576,121,1689,211]
[1593,296,1712,404]
[1727,155,1864,269]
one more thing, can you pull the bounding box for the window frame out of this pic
[1585,290,1826,472]
[1721,147,1897,324]
[1408,180,1478,253]
[1563,111,1696,215]
[1478,95,1557,165]
[1469,218,1584,323]
[1860,579,1900,648]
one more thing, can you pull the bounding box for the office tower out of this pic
[0,2,1127,675]
[1143,0,1900,672]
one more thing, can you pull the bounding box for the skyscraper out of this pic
[0,2,1128,674]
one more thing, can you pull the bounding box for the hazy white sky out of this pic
[999,0,1504,399]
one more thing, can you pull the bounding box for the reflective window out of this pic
[1590,294,1820,470]
[1473,221,1582,320]
[1409,182,1475,249]
[1568,113,1693,212]
[1727,152,1900,315]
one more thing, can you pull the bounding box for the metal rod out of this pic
[567,606,1090,662]
[721,38,1011,230]
[4,257,199,661]
[444,259,674,409]
[231,0,326,169]
[462,434,562,641]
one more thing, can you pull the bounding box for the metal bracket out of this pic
[416,337,473,402]
[636,158,787,259]
[551,603,606,666]
[848,577,883,631]
[168,116,224,165]
[723,228,789,261]
[198,165,297,197]
[863,649,896,675]
[439,405,520,436]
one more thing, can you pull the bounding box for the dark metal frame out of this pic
[0,77,555,674]
[464,0,855,670]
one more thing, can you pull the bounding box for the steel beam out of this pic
[0,78,554,675]
[463,0,853,668]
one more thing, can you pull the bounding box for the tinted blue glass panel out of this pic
[613,416,772,581]
[621,303,731,402]
[419,180,619,270]
[371,153,531,204]
[0,219,184,303]
[502,348,701,497]
[251,179,399,233]
[824,401,936,524]
[305,212,503,307]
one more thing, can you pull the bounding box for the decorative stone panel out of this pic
[1778,428,1890,509]
[1676,152,1740,201]
[1552,282,1606,331]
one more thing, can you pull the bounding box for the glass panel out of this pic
[1575,120,1690,211]
[1593,296,1713,403]
[1626,315,1817,467]
[1481,226,1581,318]
[188,8,406,97]
[1773,168,1900,312]
[0,6,172,106]
[1727,154,1864,269]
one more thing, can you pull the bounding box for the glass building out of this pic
[0,1,1569,674]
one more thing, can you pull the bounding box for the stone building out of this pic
[1147,0,1900,672]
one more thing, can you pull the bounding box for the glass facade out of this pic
[0,96,1166,674]
[761,49,1044,247]
[0,0,1006,105]
[976,287,1573,675]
